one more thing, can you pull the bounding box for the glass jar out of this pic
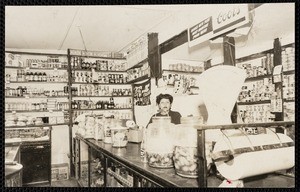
[146,116,175,168]
[111,126,129,148]
[85,115,95,138]
[173,116,202,178]
[94,115,104,141]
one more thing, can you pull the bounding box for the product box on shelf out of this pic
[51,163,69,181]
[127,129,143,143]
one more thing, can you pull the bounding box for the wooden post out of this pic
[223,36,235,66]
[197,129,207,187]
[273,38,284,122]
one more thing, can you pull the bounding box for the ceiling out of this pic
[5,3,295,56]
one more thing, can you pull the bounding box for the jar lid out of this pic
[152,116,171,123]
[180,116,203,125]
[110,126,128,130]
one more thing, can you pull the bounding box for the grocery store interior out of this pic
[4,3,295,188]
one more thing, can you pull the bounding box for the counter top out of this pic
[77,136,294,188]
[5,145,23,178]
[5,145,20,164]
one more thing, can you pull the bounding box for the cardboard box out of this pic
[51,163,69,181]
[128,129,142,143]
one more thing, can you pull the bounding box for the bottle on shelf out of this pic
[109,97,115,109]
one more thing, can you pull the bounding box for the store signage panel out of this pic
[212,4,249,36]
[188,4,249,47]
[188,16,213,47]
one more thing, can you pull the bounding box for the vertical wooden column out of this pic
[223,36,238,123]
[223,36,236,66]
[273,38,284,122]
[197,129,207,187]
[67,49,75,177]
[204,59,212,70]
[148,33,161,78]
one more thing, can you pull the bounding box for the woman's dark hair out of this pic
[156,94,173,105]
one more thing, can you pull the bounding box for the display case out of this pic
[89,147,106,187]
[77,139,89,187]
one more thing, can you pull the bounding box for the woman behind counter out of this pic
[147,94,182,126]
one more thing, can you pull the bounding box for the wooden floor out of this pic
[51,178,79,187]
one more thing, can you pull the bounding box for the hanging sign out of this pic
[188,4,250,47]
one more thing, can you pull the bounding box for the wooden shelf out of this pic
[72,108,132,111]
[6,81,68,84]
[5,109,66,113]
[126,75,150,84]
[166,84,199,89]
[236,48,273,63]
[5,123,69,129]
[6,96,68,98]
[69,49,126,60]
[72,95,132,98]
[107,168,133,187]
[163,69,202,74]
[5,50,67,56]
[283,99,295,102]
[126,58,148,71]
[5,66,68,70]
[283,69,295,75]
[72,82,127,85]
[71,68,126,73]
[245,74,272,82]
[237,100,271,105]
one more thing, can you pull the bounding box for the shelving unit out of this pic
[236,39,295,125]
[125,33,159,83]
[68,48,134,177]
[5,50,69,186]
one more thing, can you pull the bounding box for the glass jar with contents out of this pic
[85,115,95,138]
[146,116,175,168]
[94,115,104,141]
[173,116,203,178]
[111,123,129,148]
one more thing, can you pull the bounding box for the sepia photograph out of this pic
[4,3,295,188]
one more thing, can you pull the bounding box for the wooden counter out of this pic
[77,136,294,188]
[5,145,23,187]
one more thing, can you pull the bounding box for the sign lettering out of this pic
[188,5,250,47]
